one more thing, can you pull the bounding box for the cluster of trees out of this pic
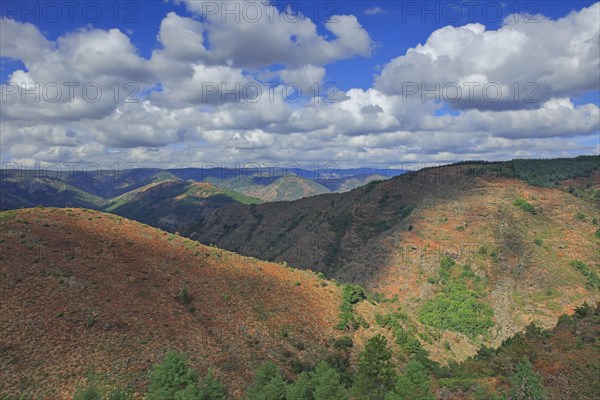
[246,332,552,400]
[246,360,347,400]
[146,352,226,400]
[246,334,434,400]
[375,311,423,356]
[70,327,559,400]
[419,257,494,338]
[337,284,368,330]
[439,302,600,399]
[71,273,596,400]
[466,156,599,188]
[510,156,599,187]
[73,351,226,400]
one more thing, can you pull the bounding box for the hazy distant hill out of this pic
[0,168,161,209]
[318,173,390,192]
[206,173,330,202]
[104,179,261,231]
[0,173,106,210]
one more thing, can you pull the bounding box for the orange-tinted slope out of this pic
[0,208,349,399]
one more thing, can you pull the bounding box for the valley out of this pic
[1,156,598,399]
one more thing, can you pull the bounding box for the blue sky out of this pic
[4,1,597,91]
[1,1,599,167]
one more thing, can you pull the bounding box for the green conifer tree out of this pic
[506,358,548,400]
[353,334,397,400]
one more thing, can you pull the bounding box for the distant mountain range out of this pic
[0,167,403,211]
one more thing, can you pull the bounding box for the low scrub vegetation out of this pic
[375,311,423,357]
[513,198,536,214]
[570,260,600,290]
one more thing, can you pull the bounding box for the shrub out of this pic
[440,256,455,270]
[73,379,101,400]
[107,389,128,400]
[342,284,367,305]
[460,264,476,279]
[395,327,422,356]
[533,238,543,246]
[570,260,600,290]
[334,336,354,349]
[574,302,591,318]
[513,198,536,214]
[576,211,586,221]
[337,284,367,330]
[180,286,191,304]
[369,292,386,303]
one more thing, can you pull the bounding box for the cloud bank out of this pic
[1,1,598,168]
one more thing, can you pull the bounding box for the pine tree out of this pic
[176,384,202,400]
[385,360,434,400]
[353,334,397,400]
[198,369,227,400]
[246,362,287,400]
[313,361,348,400]
[286,372,313,400]
[506,358,548,400]
[147,351,200,400]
